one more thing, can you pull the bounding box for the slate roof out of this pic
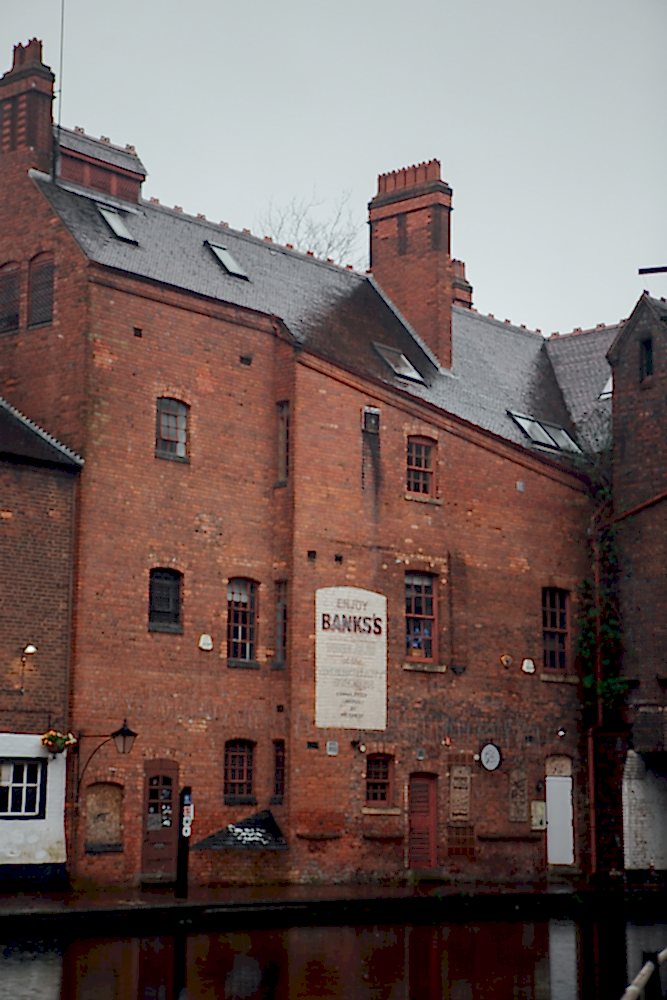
[32,170,612,459]
[546,325,618,451]
[0,396,83,468]
[56,126,147,176]
[194,810,288,851]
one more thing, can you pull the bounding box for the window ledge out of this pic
[404,493,443,506]
[362,807,401,816]
[477,832,543,842]
[27,320,53,330]
[295,831,341,841]
[148,623,183,635]
[85,842,123,854]
[155,452,190,464]
[269,795,284,806]
[224,795,257,806]
[273,479,288,489]
[227,658,261,670]
[539,672,578,685]
[403,661,447,673]
[271,661,286,671]
[362,832,404,842]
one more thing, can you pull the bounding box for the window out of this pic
[272,739,286,803]
[406,436,435,495]
[640,338,654,380]
[542,587,569,670]
[206,241,249,280]
[98,206,138,244]
[362,406,380,434]
[274,580,288,666]
[224,740,255,802]
[0,759,46,819]
[365,754,393,804]
[27,253,54,327]
[155,397,189,461]
[374,343,425,383]
[0,263,20,333]
[148,568,183,632]
[598,374,613,400]
[227,579,257,661]
[277,401,290,482]
[508,411,581,454]
[405,572,435,660]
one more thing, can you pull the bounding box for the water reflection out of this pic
[3,918,665,999]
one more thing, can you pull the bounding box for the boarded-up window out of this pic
[27,253,54,327]
[509,768,528,822]
[449,765,471,820]
[85,782,123,853]
[0,263,20,333]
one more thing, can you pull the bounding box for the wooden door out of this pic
[408,772,438,868]
[141,759,179,880]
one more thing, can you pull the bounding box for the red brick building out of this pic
[2,38,652,888]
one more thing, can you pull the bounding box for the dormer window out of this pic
[206,241,249,280]
[374,343,424,384]
[509,412,581,454]
[99,206,137,244]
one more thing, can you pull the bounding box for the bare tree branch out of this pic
[257,190,367,270]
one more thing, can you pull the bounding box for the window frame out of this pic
[272,739,286,804]
[274,580,288,668]
[227,578,258,664]
[542,587,569,670]
[155,397,189,462]
[27,253,54,328]
[406,436,435,496]
[0,758,47,820]
[148,568,183,633]
[405,572,436,662]
[0,262,20,334]
[276,401,290,484]
[224,739,256,804]
[365,753,393,805]
[640,337,654,381]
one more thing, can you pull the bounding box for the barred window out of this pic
[155,398,189,461]
[275,581,288,667]
[149,568,183,633]
[405,572,436,660]
[27,253,54,327]
[227,579,257,661]
[542,587,569,670]
[0,263,20,333]
[406,437,435,496]
[224,740,255,801]
[365,754,393,804]
[0,760,46,819]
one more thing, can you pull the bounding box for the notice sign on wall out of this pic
[315,587,387,731]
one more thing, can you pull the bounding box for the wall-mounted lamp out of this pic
[557,727,566,739]
[75,720,138,802]
[22,644,38,658]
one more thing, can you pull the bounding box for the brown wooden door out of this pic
[141,759,179,880]
[408,772,438,868]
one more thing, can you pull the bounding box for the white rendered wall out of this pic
[0,732,67,865]
[622,750,667,870]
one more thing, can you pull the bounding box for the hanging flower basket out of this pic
[41,730,77,754]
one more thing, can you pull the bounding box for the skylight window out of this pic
[598,374,613,400]
[374,343,424,384]
[206,241,249,280]
[98,206,137,244]
[509,412,581,454]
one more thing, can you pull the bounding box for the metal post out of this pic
[175,785,193,900]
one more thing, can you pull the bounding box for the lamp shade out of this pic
[111,720,138,755]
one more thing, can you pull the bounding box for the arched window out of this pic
[155,397,189,460]
[0,263,20,333]
[366,754,393,804]
[148,568,183,633]
[224,739,255,802]
[406,436,436,496]
[27,252,54,327]
[227,578,257,662]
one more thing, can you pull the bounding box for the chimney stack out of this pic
[369,159,472,369]
[0,39,54,173]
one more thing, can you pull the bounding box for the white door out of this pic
[546,775,574,865]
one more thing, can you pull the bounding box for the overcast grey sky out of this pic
[5,0,666,334]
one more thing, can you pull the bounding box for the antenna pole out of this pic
[52,0,66,181]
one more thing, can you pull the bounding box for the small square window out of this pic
[366,754,393,804]
[362,407,380,434]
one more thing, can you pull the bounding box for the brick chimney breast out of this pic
[0,39,54,172]
[369,159,472,369]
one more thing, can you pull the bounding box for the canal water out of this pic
[2,917,665,999]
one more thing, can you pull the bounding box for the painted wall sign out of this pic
[315,586,387,730]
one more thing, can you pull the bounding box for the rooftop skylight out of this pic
[206,241,249,280]
[374,344,424,384]
[509,412,581,454]
[598,374,613,400]
[98,206,137,244]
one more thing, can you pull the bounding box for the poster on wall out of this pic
[315,586,387,730]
